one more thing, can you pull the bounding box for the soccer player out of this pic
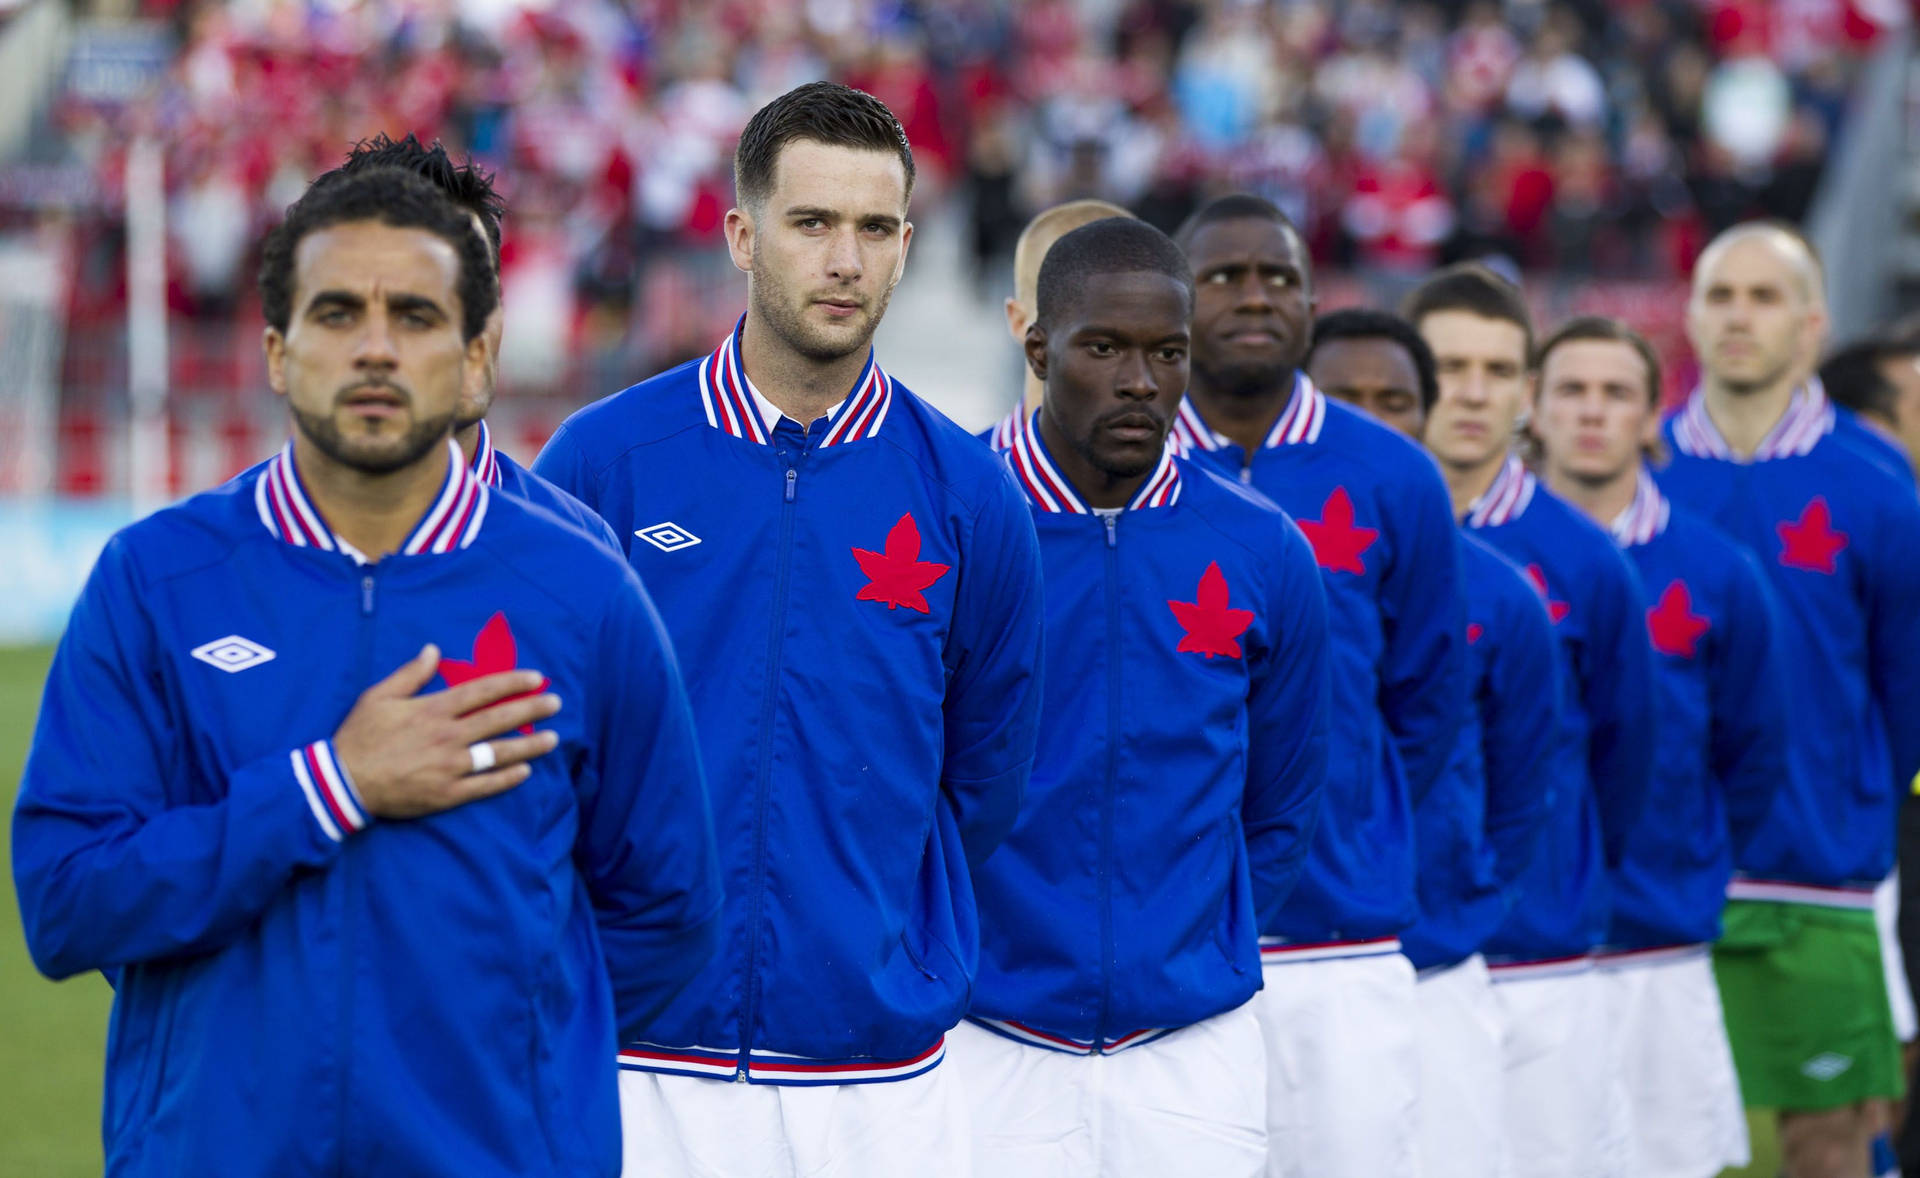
[10,167,722,1177]
[1307,307,1560,1178]
[983,198,1133,447]
[1532,315,1790,1178]
[533,82,1045,1177]
[1659,223,1920,1178]
[321,133,619,545]
[1407,263,1657,1178]
[1172,195,1468,1178]
[956,216,1331,1177]
[1820,333,1920,481]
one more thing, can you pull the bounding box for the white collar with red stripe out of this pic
[1465,454,1537,529]
[256,437,490,563]
[987,404,1023,451]
[997,409,1182,514]
[469,420,504,487]
[1609,467,1670,547]
[697,316,893,447]
[1167,372,1326,457]
[1670,379,1834,462]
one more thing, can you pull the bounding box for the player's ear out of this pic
[891,220,912,286]
[264,327,287,399]
[1005,297,1031,348]
[1024,324,1049,382]
[461,332,489,405]
[723,206,755,276]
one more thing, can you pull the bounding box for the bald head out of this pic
[1006,199,1134,414]
[1687,222,1830,397]
[1013,200,1135,310]
[1691,222,1826,309]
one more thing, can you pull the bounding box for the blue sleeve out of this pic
[1868,489,1920,791]
[1379,467,1469,806]
[1709,548,1790,856]
[532,422,601,516]
[578,569,723,1042]
[1243,518,1332,926]
[939,471,1046,870]
[1481,571,1560,888]
[1585,546,1658,869]
[11,538,357,980]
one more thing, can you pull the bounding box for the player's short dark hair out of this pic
[1305,308,1439,411]
[1821,334,1920,422]
[734,81,915,212]
[258,166,497,341]
[1173,192,1294,246]
[1036,218,1194,331]
[325,132,505,276]
[1535,316,1663,405]
[1401,262,1534,360]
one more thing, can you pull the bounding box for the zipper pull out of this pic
[1103,513,1118,548]
[361,574,374,615]
[785,469,797,502]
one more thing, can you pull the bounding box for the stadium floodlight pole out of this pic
[125,135,169,517]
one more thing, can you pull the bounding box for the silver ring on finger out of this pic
[468,741,497,774]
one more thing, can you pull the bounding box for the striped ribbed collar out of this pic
[697,315,893,447]
[1609,468,1671,547]
[996,409,1181,514]
[256,438,489,562]
[470,420,504,487]
[987,404,1022,451]
[1465,454,1537,529]
[1167,371,1326,456]
[1670,379,1834,462]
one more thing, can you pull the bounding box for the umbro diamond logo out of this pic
[635,522,701,553]
[191,635,277,673]
[1801,1052,1854,1082]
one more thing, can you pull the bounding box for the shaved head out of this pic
[1013,199,1135,309]
[1006,199,1135,414]
[1691,222,1827,309]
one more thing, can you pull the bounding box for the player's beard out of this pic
[1192,351,1295,404]
[750,255,895,363]
[292,387,457,476]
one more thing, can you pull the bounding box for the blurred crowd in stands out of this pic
[15,0,1906,448]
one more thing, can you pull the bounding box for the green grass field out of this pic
[0,644,110,1177]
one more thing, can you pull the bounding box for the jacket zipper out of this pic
[340,569,376,1172]
[1097,512,1120,1050]
[739,463,800,1080]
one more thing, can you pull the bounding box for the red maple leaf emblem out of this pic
[852,513,951,614]
[1467,621,1485,645]
[1524,564,1571,625]
[1167,562,1256,659]
[439,612,550,734]
[1296,486,1380,575]
[1777,496,1848,574]
[1646,580,1710,659]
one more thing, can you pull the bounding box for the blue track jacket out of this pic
[534,321,1045,1084]
[970,414,1329,1051]
[1402,531,1560,971]
[1466,456,1656,964]
[1171,376,1466,961]
[471,419,620,548]
[1661,384,1920,905]
[1604,472,1789,950]
[11,440,722,1177]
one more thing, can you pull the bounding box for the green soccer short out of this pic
[1712,899,1905,1110]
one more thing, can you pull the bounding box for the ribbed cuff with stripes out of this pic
[291,740,372,842]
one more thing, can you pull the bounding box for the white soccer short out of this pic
[947,1003,1266,1178]
[1598,945,1749,1178]
[617,1059,967,1178]
[1491,957,1615,1178]
[1257,944,1418,1178]
[1413,954,1508,1178]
